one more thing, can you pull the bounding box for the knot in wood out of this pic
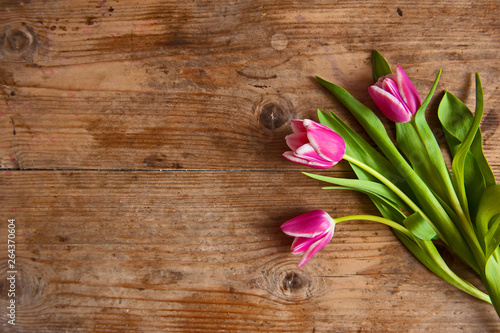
[282,271,307,293]
[261,262,323,303]
[1,24,36,61]
[1,259,54,310]
[255,95,294,131]
[260,102,286,129]
[277,270,314,302]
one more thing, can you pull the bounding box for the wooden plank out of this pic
[1,170,499,332]
[1,0,499,170]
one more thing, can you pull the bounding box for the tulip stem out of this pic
[342,154,443,239]
[334,214,412,237]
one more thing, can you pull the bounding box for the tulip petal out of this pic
[303,120,346,163]
[368,85,413,123]
[285,132,309,151]
[282,151,334,169]
[294,143,325,160]
[395,66,422,115]
[290,119,307,133]
[297,228,334,268]
[281,210,334,237]
[374,73,396,88]
[290,236,319,254]
[381,79,413,117]
[381,78,401,97]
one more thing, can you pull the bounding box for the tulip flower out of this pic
[282,119,346,169]
[368,66,422,123]
[281,210,335,268]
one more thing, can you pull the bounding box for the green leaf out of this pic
[452,73,485,219]
[484,255,500,315]
[469,134,496,188]
[477,184,500,234]
[485,216,500,250]
[415,70,442,120]
[468,136,496,218]
[371,50,392,81]
[303,172,407,210]
[396,122,447,201]
[438,91,474,155]
[403,212,437,240]
[485,222,500,263]
[408,70,457,209]
[438,90,496,217]
[476,184,500,259]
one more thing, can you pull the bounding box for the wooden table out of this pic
[1,1,500,331]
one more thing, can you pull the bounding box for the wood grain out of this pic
[1,0,500,331]
[1,170,500,332]
[1,0,499,170]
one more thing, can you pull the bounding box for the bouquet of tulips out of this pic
[280,50,500,317]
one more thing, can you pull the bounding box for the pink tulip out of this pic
[368,66,422,123]
[281,210,335,268]
[282,119,346,169]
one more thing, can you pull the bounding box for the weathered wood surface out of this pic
[2,171,500,332]
[1,0,500,332]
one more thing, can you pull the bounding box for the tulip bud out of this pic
[368,66,422,123]
[281,210,335,268]
[283,119,346,169]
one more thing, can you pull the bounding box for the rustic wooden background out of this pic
[1,0,500,332]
